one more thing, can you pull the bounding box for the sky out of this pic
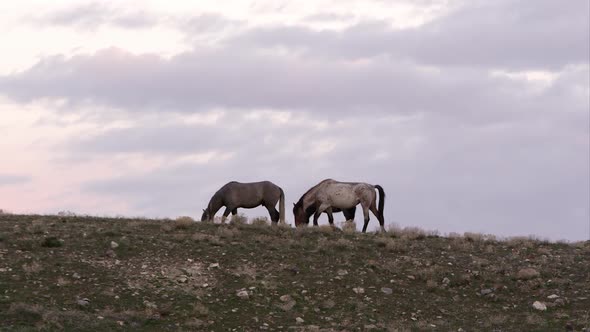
[0,0,588,240]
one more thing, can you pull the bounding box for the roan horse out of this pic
[201,181,285,224]
[293,179,385,233]
[293,179,357,226]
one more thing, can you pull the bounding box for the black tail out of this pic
[375,185,385,222]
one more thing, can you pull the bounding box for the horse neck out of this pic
[207,194,224,213]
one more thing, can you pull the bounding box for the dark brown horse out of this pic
[293,179,385,232]
[201,181,285,224]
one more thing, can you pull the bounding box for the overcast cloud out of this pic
[0,0,588,240]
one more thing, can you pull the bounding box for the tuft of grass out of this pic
[332,238,354,250]
[191,233,223,246]
[216,226,240,239]
[374,235,408,253]
[230,213,248,225]
[341,221,357,234]
[251,217,269,227]
[22,261,43,274]
[174,216,194,229]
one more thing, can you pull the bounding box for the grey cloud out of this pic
[0,174,31,186]
[0,46,561,121]
[37,3,158,29]
[232,0,589,70]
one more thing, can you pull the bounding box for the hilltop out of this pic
[0,214,588,331]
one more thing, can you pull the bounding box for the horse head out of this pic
[292,201,307,227]
[200,208,210,222]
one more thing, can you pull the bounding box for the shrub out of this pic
[216,226,240,239]
[251,217,269,227]
[175,216,194,229]
[230,214,248,225]
[41,237,62,248]
[341,221,357,234]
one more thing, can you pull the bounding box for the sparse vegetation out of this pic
[174,216,194,229]
[0,214,588,331]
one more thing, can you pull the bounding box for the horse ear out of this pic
[293,203,296,206]
[202,209,206,212]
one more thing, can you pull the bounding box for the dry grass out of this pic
[191,233,223,246]
[174,216,194,229]
[230,213,248,225]
[1,213,588,331]
[388,224,438,240]
[341,221,357,234]
[216,226,240,239]
[22,261,43,274]
[250,216,269,227]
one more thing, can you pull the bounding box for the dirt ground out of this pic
[1,214,589,331]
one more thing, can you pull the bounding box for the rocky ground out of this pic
[0,214,589,331]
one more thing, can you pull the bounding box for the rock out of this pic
[532,301,547,311]
[72,273,81,279]
[209,263,220,269]
[277,300,296,312]
[442,277,451,285]
[280,295,292,302]
[364,324,377,330]
[237,290,249,299]
[547,294,559,299]
[77,298,90,307]
[321,299,336,309]
[144,301,157,309]
[517,268,540,280]
[407,275,416,280]
[105,249,116,258]
[177,276,188,283]
[337,269,348,276]
[381,287,393,295]
[295,317,304,324]
[110,241,119,249]
[480,289,494,296]
[353,287,365,294]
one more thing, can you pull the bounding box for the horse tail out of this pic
[279,187,286,223]
[375,184,385,222]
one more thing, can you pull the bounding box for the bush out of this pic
[41,237,62,248]
[341,221,357,234]
[230,214,248,225]
[175,216,194,229]
[251,217,269,227]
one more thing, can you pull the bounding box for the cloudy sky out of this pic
[0,0,588,240]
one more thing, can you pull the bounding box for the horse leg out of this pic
[370,202,385,232]
[361,204,370,233]
[313,209,320,226]
[221,207,231,224]
[265,204,280,225]
[326,207,335,227]
[230,208,238,223]
[314,203,329,227]
[343,206,356,222]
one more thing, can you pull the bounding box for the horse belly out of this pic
[329,191,359,209]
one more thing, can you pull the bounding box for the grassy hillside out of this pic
[0,214,588,331]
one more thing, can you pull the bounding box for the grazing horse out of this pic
[293,179,386,233]
[201,181,285,224]
[292,179,357,226]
